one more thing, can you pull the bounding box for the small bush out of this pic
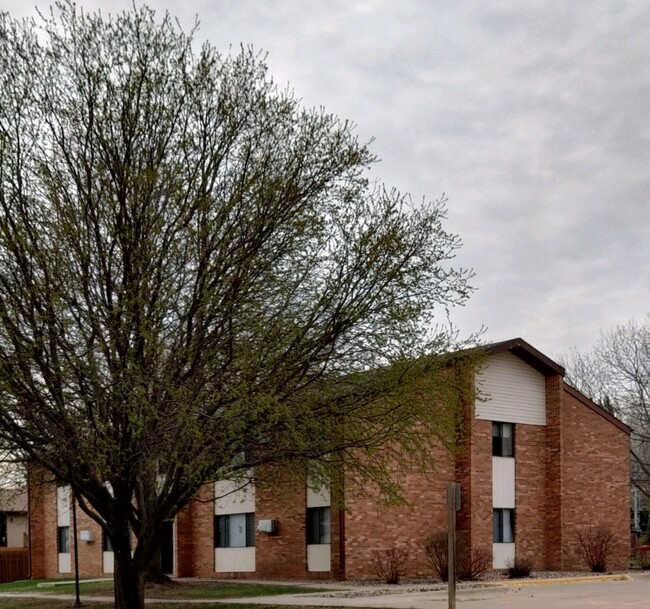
[424,530,491,582]
[577,525,615,573]
[373,545,409,584]
[506,557,534,578]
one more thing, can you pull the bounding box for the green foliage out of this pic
[0,3,478,608]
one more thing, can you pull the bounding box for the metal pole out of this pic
[71,494,82,607]
[447,482,459,609]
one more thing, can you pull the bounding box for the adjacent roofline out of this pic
[563,383,631,435]
[484,337,565,377]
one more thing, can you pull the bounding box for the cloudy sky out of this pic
[3,0,649,356]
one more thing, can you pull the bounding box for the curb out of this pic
[481,574,631,587]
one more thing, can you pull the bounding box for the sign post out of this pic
[447,482,461,609]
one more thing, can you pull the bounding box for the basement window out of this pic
[492,422,514,457]
[215,513,255,548]
[307,506,331,545]
[493,508,515,543]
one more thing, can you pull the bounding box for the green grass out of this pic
[0,578,329,600]
[0,602,347,609]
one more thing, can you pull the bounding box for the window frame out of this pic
[492,421,514,457]
[102,529,113,552]
[306,506,331,545]
[214,513,255,548]
[57,525,70,554]
[493,508,515,543]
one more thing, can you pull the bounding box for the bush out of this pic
[424,530,491,582]
[373,545,409,584]
[577,526,615,573]
[506,557,534,578]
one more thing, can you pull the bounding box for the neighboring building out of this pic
[0,488,28,548]
[28,338,631,579]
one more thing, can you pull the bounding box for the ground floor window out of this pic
[102,529,113,552]
[57,525,70,553]
[493,508,514,543]
[0,513,6,547]
[215,513,255,548]
[307,506,330,545]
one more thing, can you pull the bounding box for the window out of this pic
[214,513,255,548]
[57,526,70,553]
[493,508,514,543]
[102,530,113,552]
[0,513,6,547]
[307,506,330,545]
[492,422,514,457]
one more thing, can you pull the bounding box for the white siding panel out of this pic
[215,478,255,515]
[56,486,70,526]
[476,352,546,425]
[492,457,515,508]
[58,553,71,573]
[307,484,330,508]
[493,543,515,569]
[103,551,114,574]
[307,544,331,572]
[215,547,255,572]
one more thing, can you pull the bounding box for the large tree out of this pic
[563,317,650,499]
[0,4,476,608]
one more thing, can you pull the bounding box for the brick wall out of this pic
[515,423,547,568]
[559,385,630,570]
[343,443,455,580]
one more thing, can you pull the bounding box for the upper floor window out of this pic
[492,422,514,457]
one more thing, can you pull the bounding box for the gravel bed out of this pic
[314,572,629,598]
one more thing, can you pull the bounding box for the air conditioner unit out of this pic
[79,530,94,542]
[256,519,278,534]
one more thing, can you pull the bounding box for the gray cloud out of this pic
[2,0,648,354]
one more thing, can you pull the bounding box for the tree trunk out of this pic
[146,545,171,584]
[114,556,146,609]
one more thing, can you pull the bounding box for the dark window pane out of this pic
[57,526,70,553]
[307,507,331,544]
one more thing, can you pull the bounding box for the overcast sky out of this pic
[3,0,649,356]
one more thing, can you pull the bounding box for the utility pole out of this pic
[447,482,461,609]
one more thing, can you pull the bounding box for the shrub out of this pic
[577,526,615,573]
[373,545,409,584]
[424,530,491,582]
[506,557,534,578]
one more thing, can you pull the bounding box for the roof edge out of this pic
[563,383,631,435]
[484,337,565,377]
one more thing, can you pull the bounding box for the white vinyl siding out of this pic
[493,542,515,569]
[215,546,256,572]
[215,478,255,515]
[476,353,546,425]
[492,457,515,508]
[307,544,331,571]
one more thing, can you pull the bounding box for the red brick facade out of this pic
[28,339,631,580]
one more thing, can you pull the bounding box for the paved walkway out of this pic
[1,573,649,608]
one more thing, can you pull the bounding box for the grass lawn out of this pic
[0,578,331,600]
[0,602,347,609]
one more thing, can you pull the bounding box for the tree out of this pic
[0,4,476,608]
[562,317,650,499]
